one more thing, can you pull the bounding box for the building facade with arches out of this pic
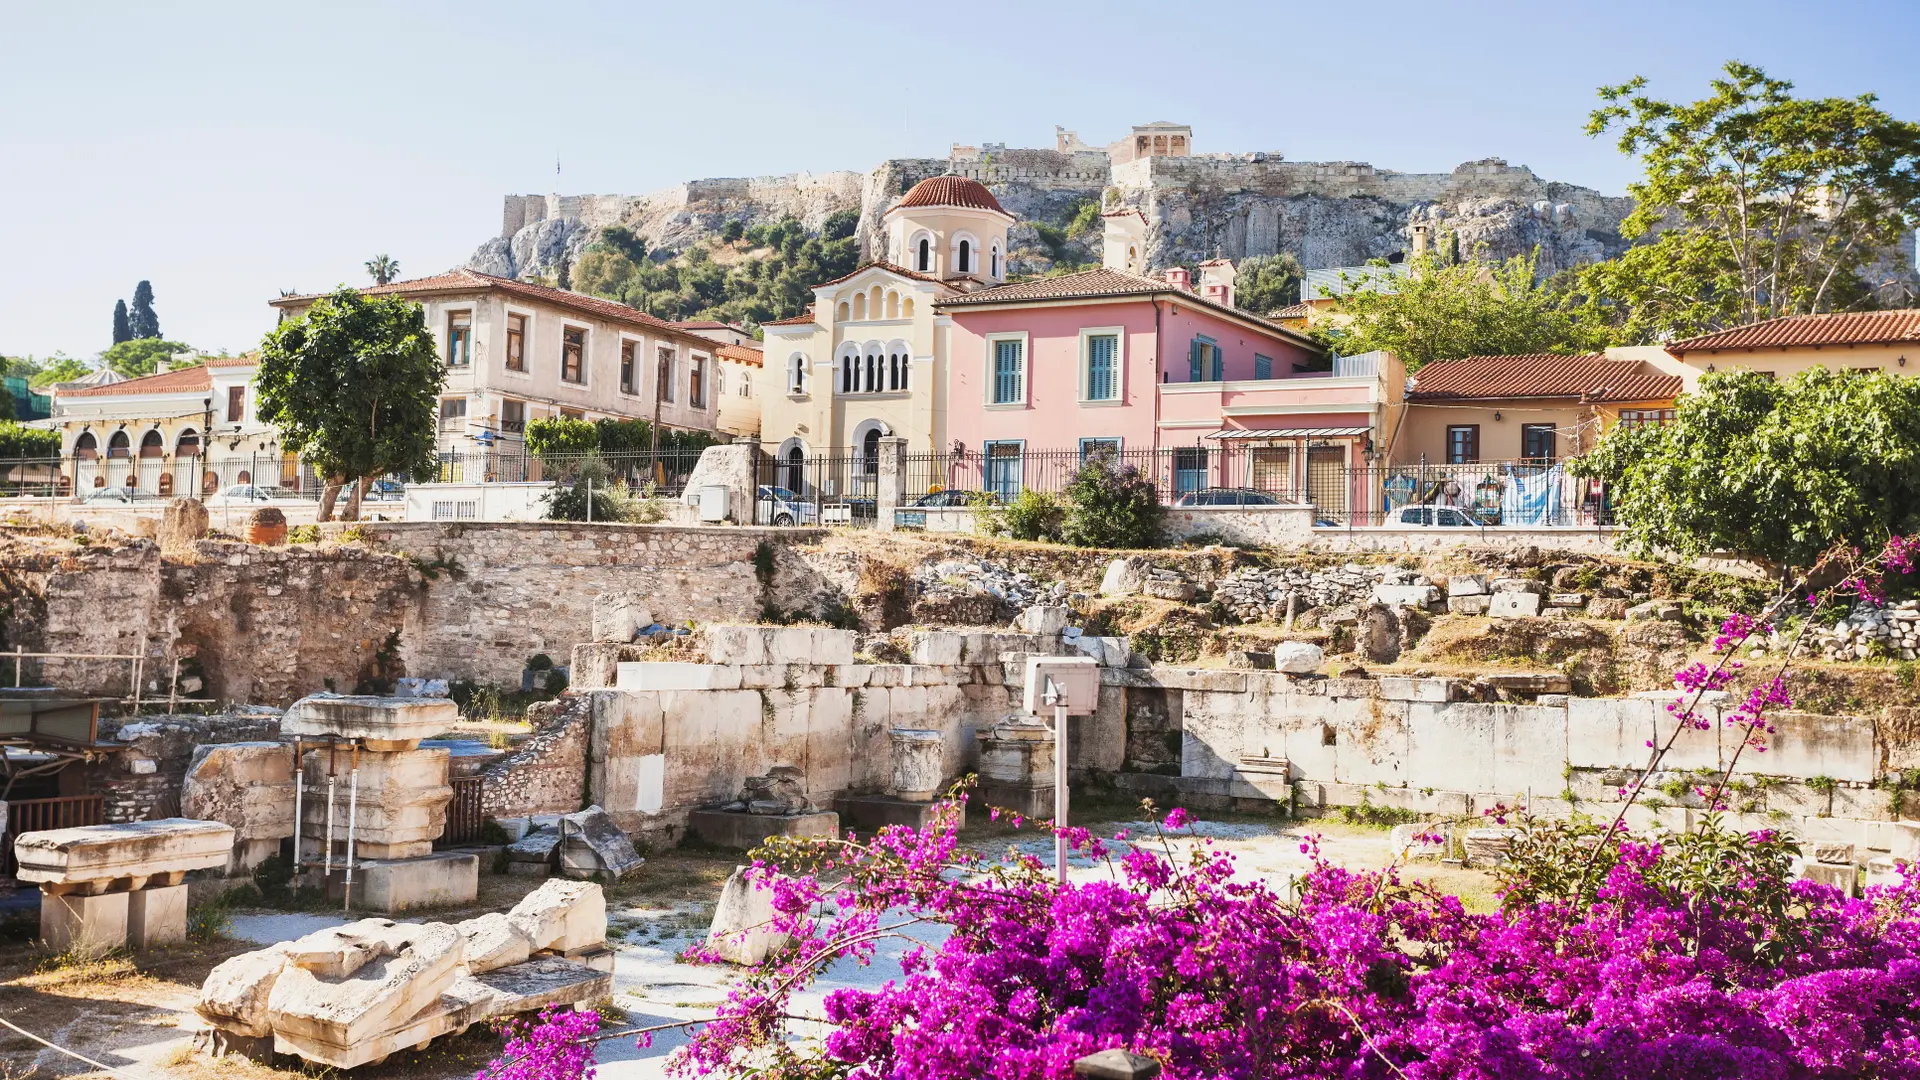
[756,176,1016,488]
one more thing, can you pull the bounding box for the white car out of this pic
[1394,505,1481,527]
[757,485,818,526]
[82,486,165,505]
[205,484,303,506]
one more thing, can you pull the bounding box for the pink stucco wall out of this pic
[945,294,1325,453]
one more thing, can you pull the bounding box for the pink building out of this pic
[937,268,1404,516]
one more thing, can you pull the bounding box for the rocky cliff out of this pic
[468,139,1637,286]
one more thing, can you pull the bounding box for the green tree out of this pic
[365,254,401,285]
[129,280,160,339]
[721,219,746,244]
[574,216,860,328]
[525,416,600,458]
[1581,61,1920,337]
[598,225,649,263]
[1060,454,1162,549]
[1575,368,1920,575]
[102,338,189,377]
[1320,249,1599,369]
[1235,253,1305,314]
[0,421,58,459]
[24,354,91,387]
[255,287,444,521]
[112,299,132,345]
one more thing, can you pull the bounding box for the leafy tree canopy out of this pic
[129,279,161,340]
[0,421,58,459]
[1576,61,1920,339]
[254,288,444,518]
[16,354,92,387]
[102,338,191,378]
[1575,368,1920,573]
[574,216,859,328]
[1318,249,1602,369]
[1235,253,1305,315]
[526,415,719,458]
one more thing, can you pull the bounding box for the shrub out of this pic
[1000,489,1063,542]
[1060,455,1160,548]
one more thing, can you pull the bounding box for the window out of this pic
[561,327,585,383]
[657,347,676,402]
[1080,437,1120,461]
[916,236,931,273]
[991,338,1024,404]
[1251,446,1292,495]
[227,386,245,423]
[990,244,1001,278]
[957,239,972,273]
[439,397,467,432]
[501,399,526,434]
[1618,409,1675,429]
[505,314,527,372]
[1446,425,1480,464]
[445,311,471,367]
[1085,333,1119,401]
[716,369,726,395]
[1254,354,1273,380]
[841,349,857,394]
[620,341,637,394]
[1188,337,1222,382]
[560,408,584,421]
[1173,446,1208,493]
[740,374,752,398]
[690,356,706,408]
[1521,423,1557,461]
[789,354,806,395]
[985,441,1024,499]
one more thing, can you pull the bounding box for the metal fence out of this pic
[1347,461,1611,528]
[426,448,708,496]
[0,453,327,502]
[3,795,103,878]
[437,776,486,848]
[756,450,879,527]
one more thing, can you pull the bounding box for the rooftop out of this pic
[272,269,709,345]
[935,267,1321,350]
[1666,309,1920,353]
[889,176,1010,217]
[1406,353,1682,404]
[715,343,764,366]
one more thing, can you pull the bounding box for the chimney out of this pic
[1197,258,1237,308]
[1163,266,1193,292]
[1411,222,1430,259]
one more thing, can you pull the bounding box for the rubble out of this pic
[913,558,1069,624]
[556,805,645,881]
[1212,562,1383,623]
[1772,600,1920,661]
[706,866,791,966]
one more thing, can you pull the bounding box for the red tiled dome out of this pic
[893,175,1007,215]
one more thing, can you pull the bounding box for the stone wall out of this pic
[89,711,283,823]
[479,696,590,820]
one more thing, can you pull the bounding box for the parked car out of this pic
[205,484,303,506]
[1394,505,1482,527]
[1173,487,1287,508]
[910,489,995,508]
[366,479,406,501]
[757,485,818,526]
[82,486,164,505]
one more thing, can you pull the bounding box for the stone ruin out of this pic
[504,804,646,881]
[280,693,479,912]
[181,740,296,876]
[688,766,839,850]
[13,818,234,956]
[195,878,611,1068]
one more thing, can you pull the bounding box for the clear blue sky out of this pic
[3,0,1916,359]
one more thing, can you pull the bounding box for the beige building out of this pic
[1391,353,1682,466]
[1108,121,1193,165]
[49,356,285,496]
[757,175,1015,476]
[712,343,763,438]
[1652,310,1920,388]
[271,270,722,462]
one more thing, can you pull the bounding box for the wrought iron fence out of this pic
[755,449,879,527]
[3,795,104,878]
[0,453,327,502]
[1345,461,1611,528]
[437,776,486,848]
[426,448,708,496]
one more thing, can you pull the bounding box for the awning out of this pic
[1202,426,1372,439]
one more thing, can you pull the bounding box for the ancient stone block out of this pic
[267,921,463,1050]
[705,866,790,966]
[591,592,653,643]
[1016,605,1070,636]
[182,742,296,845]
[508,879,606,954]
[687,809,838,850]
[299,747,451,849]
[557,805,644,881]
[128,882,189,949]
[890,728,945,800]
[41,890,129,957]
[339,852,479,913]
[1586,597,1629,619]
[1272,642,1324,674]
[1143,579,1196,602]
[1372,583,1441,609]
[197,945,290,1037]
[1488,592,1542,618]
[1447,594,1491,615]
[14,818,235,887]
[456,913,533,974]
[1446,574,1488,597]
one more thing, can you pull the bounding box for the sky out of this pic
[2,0,1917,360]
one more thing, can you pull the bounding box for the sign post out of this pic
[1023,656,1100,884]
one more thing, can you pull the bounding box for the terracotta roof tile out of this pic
[936,268,1321,350]
[1667,310,1920,353]
[58,365,215,398]
[811,261,950,290]
[716,343,764,366]
[890,175,1009,216]
[1271,302,1312,319]
[271,269,710,344]
[762,311,818,327]
[1407,354,1681,403]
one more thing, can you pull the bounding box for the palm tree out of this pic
[365,255,400,285]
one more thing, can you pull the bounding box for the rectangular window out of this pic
[505,314,527,372]
[991,339,1024,404]
[1085,333,1118,401]
[1254,354,1273,380]
[1521,423,1557,461]
[984,441,1024,499]
[501,399,526,434]
[1446,425,1480,464]
[690,356,706,408]
[560,408,584,421]
[227,386,245,423]
[1173,446,1208,493]
[439,396,466,433]
[1080,437,1120,461]
[446,311,471,367]
[1619,409,1676,429]
[561,327,585,384]
[657,347,676,402]
[620,341,637,394]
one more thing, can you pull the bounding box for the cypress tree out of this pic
[129,280,160,339]
[112,299,132,344]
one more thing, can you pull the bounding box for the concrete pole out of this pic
[1054,699,1069,885]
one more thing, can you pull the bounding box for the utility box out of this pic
[1023,656,1100,716]
[696,485,729,523]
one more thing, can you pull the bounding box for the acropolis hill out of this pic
[468,122,1636,283]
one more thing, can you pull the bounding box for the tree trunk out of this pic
[318,477,345,522]
[344,476,373,521]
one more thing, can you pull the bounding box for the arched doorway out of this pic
[782,446,805,495]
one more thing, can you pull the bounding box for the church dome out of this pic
[893,175,1008,215]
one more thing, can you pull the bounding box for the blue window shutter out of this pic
[1088,334,1116,400]
[1211,344,1224,381]
[1189,340,1203,382]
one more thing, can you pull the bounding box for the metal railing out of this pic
[0,453,326,502]
[3,796,104,878]
[426,448,708,495]
[438,776,486,848]
[756,451,879,527]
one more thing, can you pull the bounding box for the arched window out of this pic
[158,473,174,496]
[916,237,931,272]
[885,292,899,319]
[865,347,882,394]
[139,430,164,458]
[840,346,859,393]
[990,244,1001,278]
[107,431,131,459]
[852,293,866,321]
[176,429,200,458]
[836,301,850,322]
[782,445,806,494]
[201,471,218,495]
[902,297,915,318]
[957,239,972,273]
[869,285,883,318]
[862,428,882,479]
[74,432,98,460]
[788,354,807,395]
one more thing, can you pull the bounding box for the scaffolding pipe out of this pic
[324,741,337,877]
[344,741,359,912]
[291,737,305,876]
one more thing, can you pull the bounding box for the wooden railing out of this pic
[3,795,104,878]
[437,776,486,848]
